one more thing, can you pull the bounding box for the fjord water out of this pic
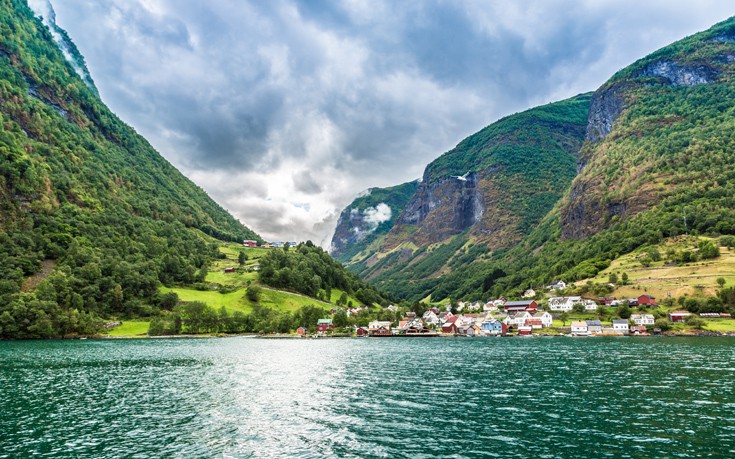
[1,337,734,458]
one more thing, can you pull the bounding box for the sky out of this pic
[38,0,734,245]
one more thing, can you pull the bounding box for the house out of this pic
[262,242,274,249]
[584,300,599,311]
[386,304,398,312]
[504,311,532,327]
[243,240,258,247]
[630,325,648,335]
[356,327,369,337]
[483,301,498,312]
[525,318,544,330]
[368,321,392,336]
[586,320,602,334]
[224,267,236,273]
[612,319,629,334]
[550,280,567,291]
[467,302,482,311]
[316,318,334,333]
[669,311,691,323]
[442,318,459,335]
[571,321,589,336]
[438,312,453,324]
[600,297,617,306]
[547,297,583,311]
[522,289,536,298]
[422,310,440,326]
[638,294,656,306]
[532,311,553,328]
[465,324,483,336]
[405,312,417,318]
[481,319,504,335]
[517,325,533,335]
[504,300,538,313]
[398,317,430,335]
[296,327,307,336]
[631,314,655,326]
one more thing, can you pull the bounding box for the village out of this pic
[302,282,733,338]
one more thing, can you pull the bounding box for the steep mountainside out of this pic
[336,18,735,306]
[331,180,418,262]
[0,1,261,338]
[334,94,591,297]
[365,16,735,303]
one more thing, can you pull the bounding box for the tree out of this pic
[333,310,348,328]
[621,272,629,285]
[238,251,248,265]
[337,292,348,306]
[717,277,726,288]
[559,312,569,327]
[608,273,618,284]
[698,240,720,260]
[618,302,632,319]
[573,303,585,314]
[246,285,262,303]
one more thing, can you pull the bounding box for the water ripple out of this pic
[1,337,735,458]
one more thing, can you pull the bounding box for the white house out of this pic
[613,319,629,334]
[586,320,603,334]
[467,302,482,311]
[532,311,553,328]
[522,289,536,298]
[584,300,599,311]
[550,280,567,291]
[571,321,589,336]
[386,304,398,312]
[422,310,440,326]
[504,311,532,327]
[631,314,655,326]
[548,296,583,311]
[483,301,498,312]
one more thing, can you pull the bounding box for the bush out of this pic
[246,285,262,302]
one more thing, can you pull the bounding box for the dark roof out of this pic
[586,320,602,326]
[505,300,535,306]
[639,294,656,299]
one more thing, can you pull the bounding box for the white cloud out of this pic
[49,0,735,245]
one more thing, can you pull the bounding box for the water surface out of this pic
[1,337,734,458]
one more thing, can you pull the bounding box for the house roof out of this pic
[505,300,535,307]
[586,320,602,326]
[571,321,587,327]
[317,318,333,325]
[639,294,656,299]
[613,319,629,325]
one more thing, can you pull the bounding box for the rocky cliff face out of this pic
[561,26,731,241]
[330,181,419,261]
[388,172,482,247]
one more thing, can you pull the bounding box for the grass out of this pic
[106,321,150,336]
[161,284,331,315]
[580,236,735,299]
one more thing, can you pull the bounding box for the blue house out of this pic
[481,320,503,335]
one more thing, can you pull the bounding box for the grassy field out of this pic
[106,321,150,336]
[161,285,331,315]
[580,236,735,299]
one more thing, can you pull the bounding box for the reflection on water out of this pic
[1,337,734,458]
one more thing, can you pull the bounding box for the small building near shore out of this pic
[571,321,589,336]
[669,311,691,323]
[638,294,657,306]
[613,319,629,334]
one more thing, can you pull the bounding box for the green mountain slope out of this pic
[0,1,261,338]
[335,93,591,299]
[330,180,419,263]
[388,16,735,302]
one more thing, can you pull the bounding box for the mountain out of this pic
[0,1,261,338]
[336,16,735,304]
[330,180,419,262]
[332,93,591,298]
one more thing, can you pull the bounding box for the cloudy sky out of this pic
[43,0,733,245]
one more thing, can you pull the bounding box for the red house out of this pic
[637,294,656,306]
[441,316,459,334]
[504,300,538,313]
[316,319,334,333]
[243,240,258,247]
[224,267,236,273]
[296,327,307,336]
[356,327,369,336]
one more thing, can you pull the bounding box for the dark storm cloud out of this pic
[46,0,734,241]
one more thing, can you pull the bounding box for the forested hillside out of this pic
[0,0,260,338]
[336,16,735,304]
